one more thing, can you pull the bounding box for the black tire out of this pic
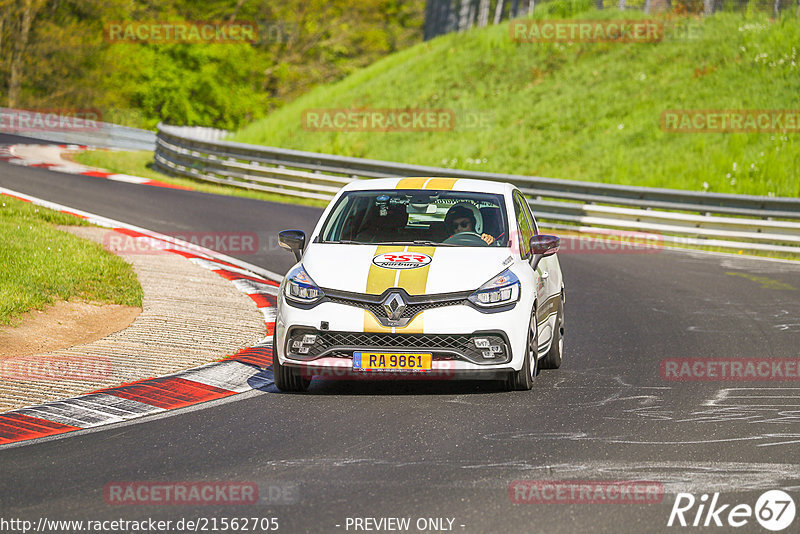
[540,295,564,370]
[273,332,311,392]
[507,310,538,391]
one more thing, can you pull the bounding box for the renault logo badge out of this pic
[382,292,407,321]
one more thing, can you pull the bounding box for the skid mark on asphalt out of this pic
[253,458,800,494]
[510,371,800,447]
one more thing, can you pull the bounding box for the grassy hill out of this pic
[232,4,800,197]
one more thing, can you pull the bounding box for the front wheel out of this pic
[273,332,311,392]
[507,311,538,391]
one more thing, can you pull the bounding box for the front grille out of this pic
[327,297,466,320]
[286,329,510,365]
[324,288,470,322]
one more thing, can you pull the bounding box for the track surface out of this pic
[2,135,799,533]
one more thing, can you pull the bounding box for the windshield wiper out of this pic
[325,240,367,244]
[368,240,456,247]
[412,240,456,246]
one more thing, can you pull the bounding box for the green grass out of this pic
[231,6,800,197]
[71,150,329,208]
[0,196,143,326]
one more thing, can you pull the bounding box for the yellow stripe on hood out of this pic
[364,246,435,333]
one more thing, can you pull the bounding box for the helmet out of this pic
[445,202,483,234]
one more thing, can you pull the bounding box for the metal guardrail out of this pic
[155,123,800,255]
[0,107,155,150]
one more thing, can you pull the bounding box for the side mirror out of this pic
[279,229,306,262]
[529,235,559,270]
[530,234,559,257]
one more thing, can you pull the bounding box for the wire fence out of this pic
[424,0,800,40]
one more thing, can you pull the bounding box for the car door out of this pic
[515,190,560,351]
[512,190,553,351]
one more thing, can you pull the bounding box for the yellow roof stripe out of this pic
[395,177,459,190]
[396,177,428,189]
[424,178,458,190]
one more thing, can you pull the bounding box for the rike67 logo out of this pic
[668,490,795,531]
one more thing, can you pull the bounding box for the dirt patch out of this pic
[0,300,141,358]
[59,150,81,164]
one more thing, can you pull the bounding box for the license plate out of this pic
[353,352,432,372]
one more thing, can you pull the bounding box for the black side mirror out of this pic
[529,235,559,270]
[530,234,559,257]
[279,229,306,262]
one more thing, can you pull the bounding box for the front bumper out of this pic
[276,293,532,378]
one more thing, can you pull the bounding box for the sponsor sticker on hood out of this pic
[372,252,432,270]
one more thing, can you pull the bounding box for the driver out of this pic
[444,204,495,245]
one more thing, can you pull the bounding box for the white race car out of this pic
[274,177,564,391]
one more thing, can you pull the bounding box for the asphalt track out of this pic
[1,134,800,533]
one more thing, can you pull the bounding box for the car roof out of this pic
[340,177,514,195]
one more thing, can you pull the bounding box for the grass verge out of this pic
[232,7,800,197]
[0,195,143,326]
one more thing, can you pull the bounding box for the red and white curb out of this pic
[0,144,191,190]
[0,187,282,447]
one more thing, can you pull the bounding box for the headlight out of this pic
[284,264,324,304]
[468,269,520,308]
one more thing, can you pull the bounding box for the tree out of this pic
[5,0,44,107]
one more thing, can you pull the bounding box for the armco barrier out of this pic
[1,107,155,150]
[154,123,800,256]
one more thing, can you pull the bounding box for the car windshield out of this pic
[320,189,509,247]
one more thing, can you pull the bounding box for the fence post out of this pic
[773,0,781,18]
[494,0,504,23]
[477,0,490,26]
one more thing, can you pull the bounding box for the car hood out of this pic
[302,244,514,295]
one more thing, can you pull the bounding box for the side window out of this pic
[521,195,539,236]
[513,192,533,258]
